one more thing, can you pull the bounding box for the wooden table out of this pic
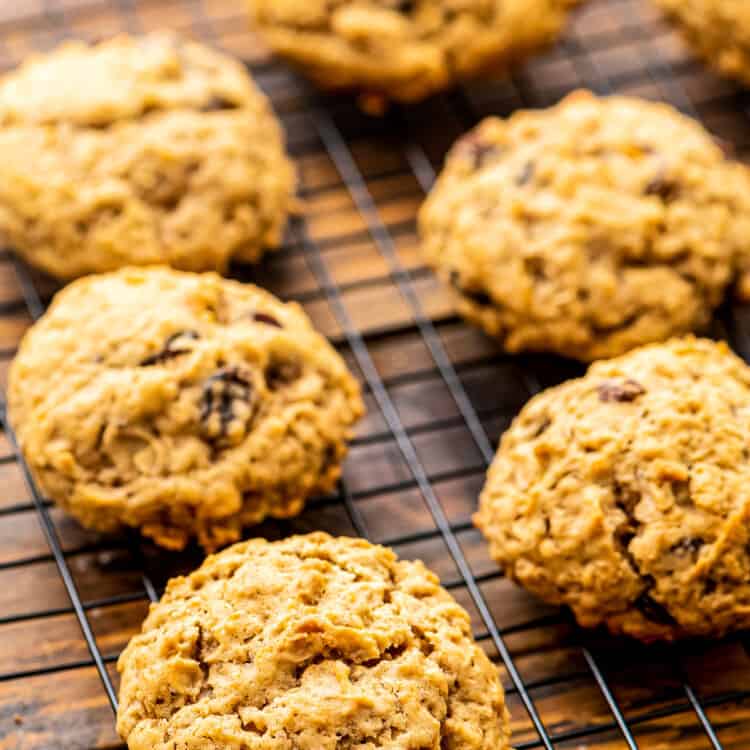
[0,1,749,748]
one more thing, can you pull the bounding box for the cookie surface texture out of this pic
[0,33,295,279]
[249,0,575,104]
[420,90,750,360]
[8,267,364,550]
[116,532,511,749]
[475,337,750,641]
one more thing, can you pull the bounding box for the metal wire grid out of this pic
[0,0,749,748]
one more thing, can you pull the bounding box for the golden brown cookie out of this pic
[8,267,364,550]
[116,533,511,750]
[655,0,750,87]
[0,33,295,279]
[248,0,576,106]
[475,337,750,641]
[420,90,750,361]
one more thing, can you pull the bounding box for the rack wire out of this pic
[1,0,749,748]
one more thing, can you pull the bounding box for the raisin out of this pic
[524,256,546,280]
[384,642,407,660]
[200,366,256,442]
[252,312,283,328]
[645,175,679,201]
[141,330,199,366]
[265,358,302,390]
[516,160,535,186]
[395,0,415,11]
[612,480,641,572]
[201,95,237,112]
[464,288,493,306]
[456,133,501,169]
[670,479,691,506]
[670,537,704,555]
[597,379,646,403]
[634,577,676,625]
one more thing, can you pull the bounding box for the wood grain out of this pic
[0,0,749,748]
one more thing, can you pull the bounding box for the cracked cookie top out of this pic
[8,267,364,551]
[475,337,750,641]
[116,532,510,749]
[249,0,575,105]
[419,90,750,361]
[0,33,295,279]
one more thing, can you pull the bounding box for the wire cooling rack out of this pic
[1,0,749,748]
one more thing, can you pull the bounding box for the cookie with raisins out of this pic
[248,0,577,106]
[475,337,750,641]
[0,33,295,279]
[654,0,750,88]
[116,533,511,750]
[8,267,364,550]
[419,91,750,361]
